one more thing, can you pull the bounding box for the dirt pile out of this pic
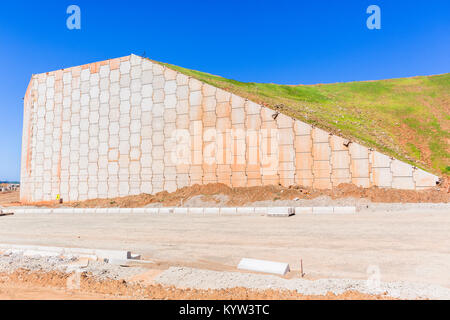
[68,182,449,208]
[4,180,449,208]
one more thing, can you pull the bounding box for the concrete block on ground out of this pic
[313,207,334,214]
[188,207,204,214]
[295,207,313,214]
[333,207,357,214]
[220,207,237,215]
[173,208,188,214]
[238,258,290,275]
[267,207,295,217]
[159,207,174,214]
[203,207,220,215]
[254,207,268,215]
[236,207,255,215]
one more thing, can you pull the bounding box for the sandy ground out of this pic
[1,209,449,289]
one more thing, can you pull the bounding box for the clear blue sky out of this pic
[0,0,449,181]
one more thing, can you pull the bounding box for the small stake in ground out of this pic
[300,259,305,278]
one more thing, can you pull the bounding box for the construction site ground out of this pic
[1,204,449,299]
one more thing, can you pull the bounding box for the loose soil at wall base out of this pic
[0,270,395,300]
[4,181,448,208]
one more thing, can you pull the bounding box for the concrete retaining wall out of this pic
[20,54,439,202]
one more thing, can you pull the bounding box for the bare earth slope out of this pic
[157,60,449,176]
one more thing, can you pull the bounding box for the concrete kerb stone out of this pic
[238,258,290,275]
[11,206,357,215]
[0,244,131,262]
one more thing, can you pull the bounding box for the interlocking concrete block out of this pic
[216,88,231,103]
[349,143,369,159]
[413,168,438,188]
[351,158,369,178]
[371,151,391,168]
[295,135,312,153]
[330,135,349,151]
[313,160,331,178]
[371,167,392,188]
[392,177,415,190]
[276,114,293,129]
[391,159,413,177]
[312,128,329,143]
[312,143,330,161]
[331,151,350,169]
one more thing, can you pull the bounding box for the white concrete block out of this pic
[159,207,174,214]
[236,207,255,215]
[173,208,188,214]
[188,207,204,214]
[295,207,313,214]
[254,207,268,215]
[238,258,290,275]
[203,207,220,215]
[333,207,357,214]
[313,207,334,214]
[220,207,237,215]
[267,207,295,217]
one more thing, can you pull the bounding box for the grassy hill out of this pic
[156,60,449,176]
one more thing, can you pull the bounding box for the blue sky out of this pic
[0,0,449,181]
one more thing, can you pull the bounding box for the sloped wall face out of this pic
[20,55,439,202]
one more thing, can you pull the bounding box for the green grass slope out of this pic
[156,60,450,176]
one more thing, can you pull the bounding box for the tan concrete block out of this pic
[245,114,261,129]
[312,143,330,161]
[371,167,392,188]
[312,128,329,143]
[279,145,295,162]
[216,102,231,118]
[231,172,247,187]
[189,105,203,121]
[278,128,294,145]
[176,85,189,100]
[231,95,245,109]
[295,135,312,153]
[330,135,349,151]
[216,89,231,103]
[331,151,350,169]
[231,108,245,124]
[203,111,216,127]
[245,101,261,115]
[202,84,216,97]
[349,143,369,159]
[313,160,331,178]
[371,151,391,168]
[189,78,202,91]
[413,168,438,187]
[276,113,293,129]
[391,159,413,177]
[189,90,202,106]
[295,153,313,170]
[351,158,369,178]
